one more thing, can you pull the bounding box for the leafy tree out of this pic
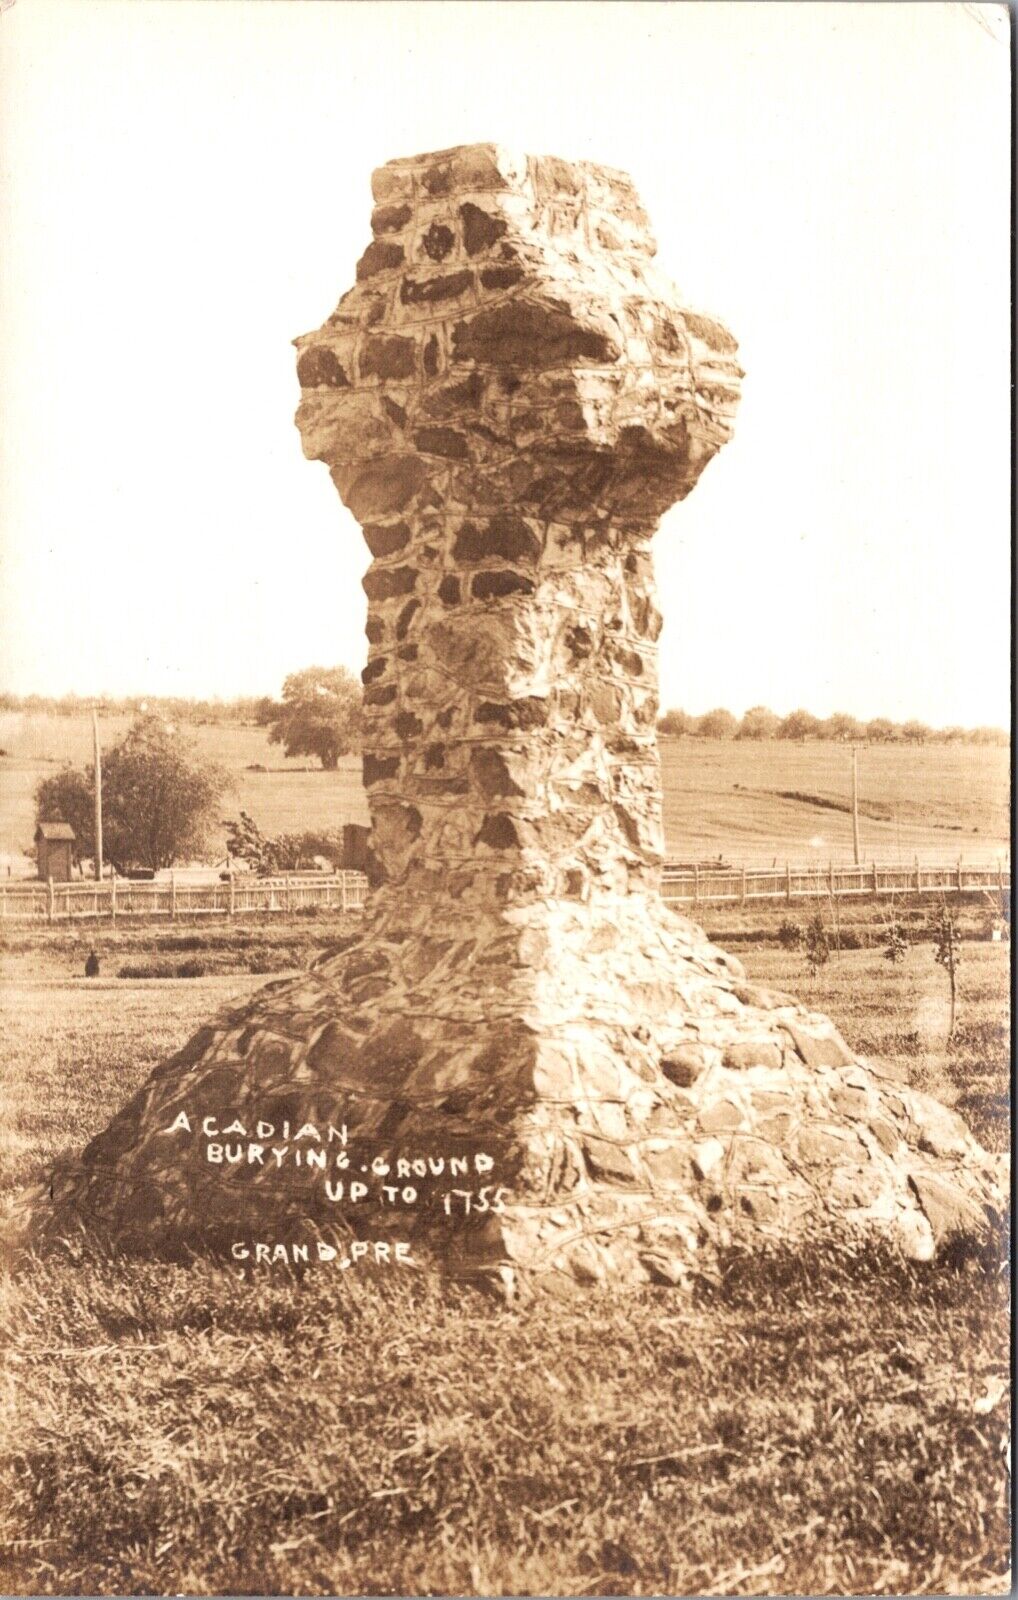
[34,767,94,867]
[695,707,738,740]
[34,715,231,874]
[803,911,831,978]
[267,666,362,769]
[933,904,960,1040]
[223,811,277,874]
[777,709,821,742]
[883,921,908,964]
[736,705,779,740]
[900,720,931,745]
[865,717,897,744]
[822,712,862,742]
[657,708,692,737]
[224,810,347,874]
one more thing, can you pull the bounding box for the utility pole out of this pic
[92,706,104,881]
[851,746,861,866]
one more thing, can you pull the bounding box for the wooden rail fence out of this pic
[0,859,1008,923]
[0,872,369,924]
[660,859,1010,907]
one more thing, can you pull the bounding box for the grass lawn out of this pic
[0,931,1010,1596]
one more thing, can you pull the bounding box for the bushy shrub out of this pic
[883,923,909,964]
[117,959,208,979]
[224,811,347,874]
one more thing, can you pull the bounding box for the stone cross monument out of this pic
[23,146,1002,1294]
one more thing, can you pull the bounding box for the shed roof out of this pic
[35,822,76,841]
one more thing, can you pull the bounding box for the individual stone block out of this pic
[796,1125,862,1165]
[723,1040,785,1072]
[699,1101,744,1136]
[660,1045,707,1087]
[781,1022,855,1070]
[909,1173,991,1247]
[583,1138,639,1185]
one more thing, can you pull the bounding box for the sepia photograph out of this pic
[0,2,1011,1595]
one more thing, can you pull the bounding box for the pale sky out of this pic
[0,0,1010,726]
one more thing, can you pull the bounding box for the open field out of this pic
[0,712,1009,870]
[657,739,1009,863]
[0,932,1009,1596]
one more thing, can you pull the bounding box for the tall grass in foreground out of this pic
[1,1240,1010,1597]
[0,944,1010,1596]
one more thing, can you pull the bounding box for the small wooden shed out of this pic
[35,822,75,882]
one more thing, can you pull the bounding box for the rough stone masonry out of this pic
[23,146,1004,1294]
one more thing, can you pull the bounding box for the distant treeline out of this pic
[0,693,275,726]
[658,706,1008,745]
[0,693,1007,748]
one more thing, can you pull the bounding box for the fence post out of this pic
[228,872,236,918]
[914,855,921,895]
[999,859,1006,901]
[957,857,963,893]
[872,861,878,894]
[285,872,292,913]
[341,872,348,913]
[111,873,117,922]
[170,872,177,921]
[785,862,792,904]
[741,866,747,906]
[47,876,55,924]
[829,860,835,897]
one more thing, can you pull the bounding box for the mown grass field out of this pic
[0,924,1010,1597]
[0,712,1009,869]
